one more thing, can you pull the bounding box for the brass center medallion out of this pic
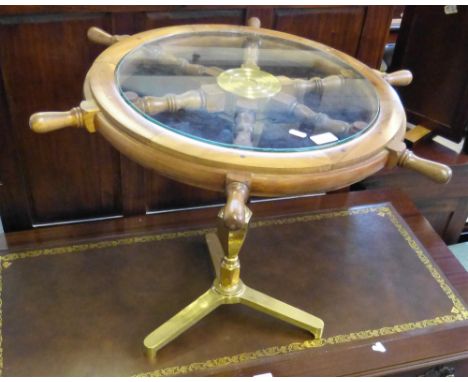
[217,68,282,99]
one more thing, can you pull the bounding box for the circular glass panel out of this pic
[116,30,379,152]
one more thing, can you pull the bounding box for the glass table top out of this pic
[116,30,379,152]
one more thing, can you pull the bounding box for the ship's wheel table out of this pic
[30,19,452,360]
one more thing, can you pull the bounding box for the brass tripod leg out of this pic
[240,286,324,338]
[143,288,224,361]
[143,178,324,361]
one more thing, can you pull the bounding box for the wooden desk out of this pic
[1,189,467,376]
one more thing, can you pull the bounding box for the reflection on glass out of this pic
[116,31,379,152]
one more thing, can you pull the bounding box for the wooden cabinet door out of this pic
[390,6,468,143]
[275,7,366,56]
[0,13,122,230]
[274,6,392,68]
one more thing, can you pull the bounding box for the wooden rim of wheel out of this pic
[85,24,406,175]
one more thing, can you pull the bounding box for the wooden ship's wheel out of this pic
[30,18,451,360]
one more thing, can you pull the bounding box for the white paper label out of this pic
[444,5,458,14]
[253,372,273,377]
[288,129,307,138]
[310,132,339,145]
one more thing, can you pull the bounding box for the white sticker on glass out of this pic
[289,129,307,138]
[310,132,339,145]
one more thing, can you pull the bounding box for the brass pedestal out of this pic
[143,181,324,360]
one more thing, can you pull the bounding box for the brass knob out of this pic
[383,70,413,87]
[398,149,452,184]
[29,100,99,134]
[87,27,128,46]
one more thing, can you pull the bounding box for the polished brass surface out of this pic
[217,204,251,289]
[216,68,282,100]
[218,179,252,288]
[143,228,324,360]
[143,178,324,359]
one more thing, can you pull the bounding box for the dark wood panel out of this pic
[145,172,225,214]
[355,6,393,68]
[139,9,245,30]
[274,7,366,56]
[119,157,147,216]
[0,6,190,16]
[1,189,420,249]
[390,6,468,142]
[0,67,32,231]
[110,12,139,35]
[0,13,122,224]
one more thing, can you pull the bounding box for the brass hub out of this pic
[217,67,282,99]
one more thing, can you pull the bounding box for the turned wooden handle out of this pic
[247,17,261,28]
[29,108,83,133]
[223,182,250,230]
[30,101,99,134]
[87,27,126,46]
[399,150,452,184]
[383,70,413,87]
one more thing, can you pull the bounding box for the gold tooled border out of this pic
[0,205,467,376]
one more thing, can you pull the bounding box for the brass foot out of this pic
[143,288,224,358]
[142,279,324,360]
[240,285,324,338]
[143,346,158,364]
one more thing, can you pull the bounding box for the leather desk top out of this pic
[0,190,467,376]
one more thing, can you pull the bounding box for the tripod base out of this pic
[143,232,324,361]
